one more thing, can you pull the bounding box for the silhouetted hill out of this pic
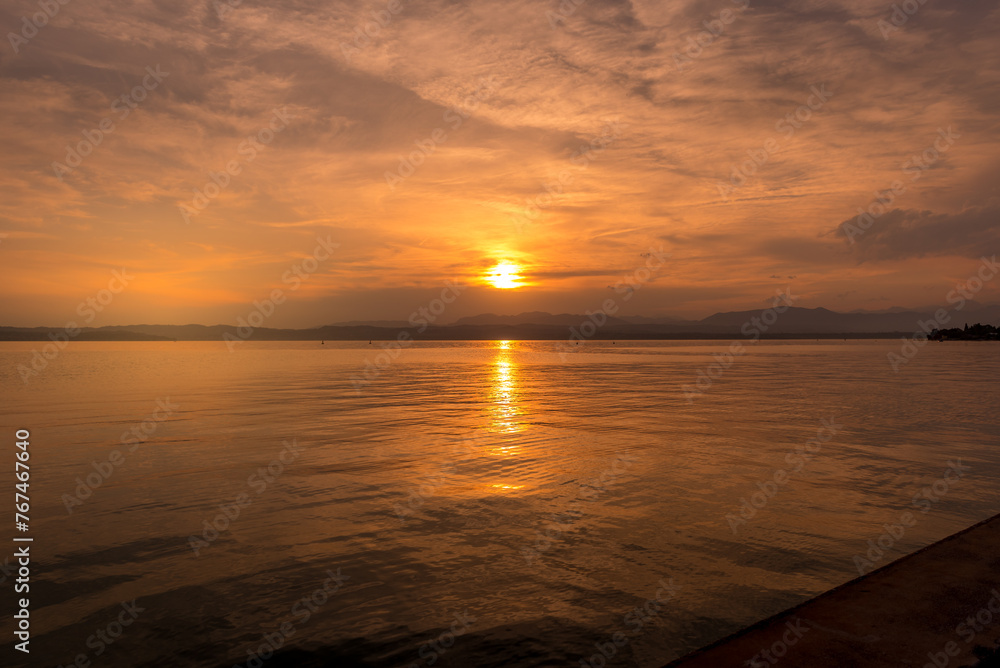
[326,320,412,328]
[0,327,173,341]
[847,301,1000,322]
[2,304,996,341]
[697,306,938,333]
[452,312,637,327]
[618,315,688,325]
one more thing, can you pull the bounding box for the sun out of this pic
[485,262,524,289]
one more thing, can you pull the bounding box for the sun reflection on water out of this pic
[489,483,525,492]
[487,340,526,446]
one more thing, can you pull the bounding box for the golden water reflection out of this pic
[489,483,525,492]
[487,339,526,445]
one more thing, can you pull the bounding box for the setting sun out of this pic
[485,262,524,289]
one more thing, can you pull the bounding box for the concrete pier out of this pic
[666,513,1000,667]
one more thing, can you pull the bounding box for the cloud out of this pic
[834,200,1000,262]
[1,0,999,324]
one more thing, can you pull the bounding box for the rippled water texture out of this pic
[2,340,999,667]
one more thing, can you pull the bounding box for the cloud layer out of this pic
[1,0,999,325]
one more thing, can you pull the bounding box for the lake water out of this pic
[2,340,999,667]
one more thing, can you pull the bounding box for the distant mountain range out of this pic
[2,304,998,341]
[448,312,686,327]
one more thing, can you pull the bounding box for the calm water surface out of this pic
[2,340,999,667]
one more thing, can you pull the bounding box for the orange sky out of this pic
[1,0,999,327]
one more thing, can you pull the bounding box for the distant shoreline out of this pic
[3,306,996,343]
[1,325,995,342]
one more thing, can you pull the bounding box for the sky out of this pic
[1,0,999,328]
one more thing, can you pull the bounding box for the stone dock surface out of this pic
[666,513,1000,667]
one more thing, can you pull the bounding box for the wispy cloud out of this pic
[1,0,998,324]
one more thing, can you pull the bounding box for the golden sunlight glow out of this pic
[487,342,526,439]
[485,262,523,289]
[489,483,526,492]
